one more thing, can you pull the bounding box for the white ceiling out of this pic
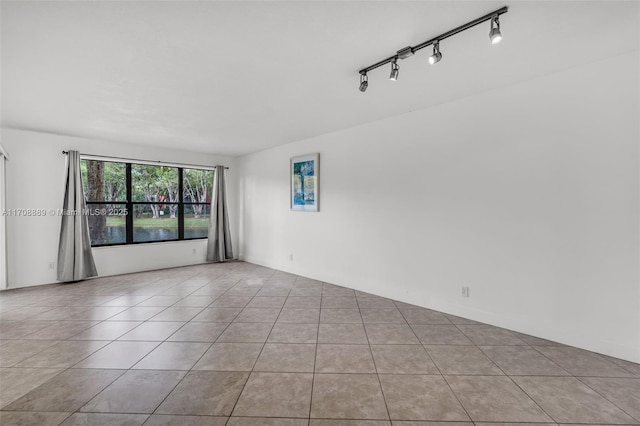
[1,1,638,156]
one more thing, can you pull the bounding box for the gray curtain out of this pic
[57,150,98,282]
[206,165,233,262]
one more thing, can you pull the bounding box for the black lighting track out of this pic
[358,6,509,76]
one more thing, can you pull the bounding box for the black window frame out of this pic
[84,161,212,247]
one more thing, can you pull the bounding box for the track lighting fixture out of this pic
[357,6,508,92]
[359,73,368,92]
[428,41,442,65]
[389,59,399,81]
[490,15,502,44]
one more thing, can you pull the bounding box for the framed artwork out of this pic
[290,153,319,212]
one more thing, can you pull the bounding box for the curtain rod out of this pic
[61,151,229,171]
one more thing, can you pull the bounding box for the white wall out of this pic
[0,144,8,290]
[0,128,238,288]
[238,51,640,363]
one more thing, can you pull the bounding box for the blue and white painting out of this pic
[291,154,319,211]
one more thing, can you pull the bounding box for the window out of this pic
[82,160,127,246]
[81,159,213,246]
[132,164,179,243]
[183,168,213,239]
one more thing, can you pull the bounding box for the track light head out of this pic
[389,59,399,81]
[428,41,442,65]
[428,51,442,65]
[359,73,368,92]
[490,16,502,44]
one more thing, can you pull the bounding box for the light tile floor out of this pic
[0,261,639,426]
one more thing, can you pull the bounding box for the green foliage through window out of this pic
[81,159,213,246]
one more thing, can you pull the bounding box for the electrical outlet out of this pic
[289,254,294,261]
[461,286,470,298]
[192,248,196,255]
[48,261,55,270]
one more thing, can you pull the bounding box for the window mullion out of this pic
[178,168,184,240]
[126,163,133,244]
